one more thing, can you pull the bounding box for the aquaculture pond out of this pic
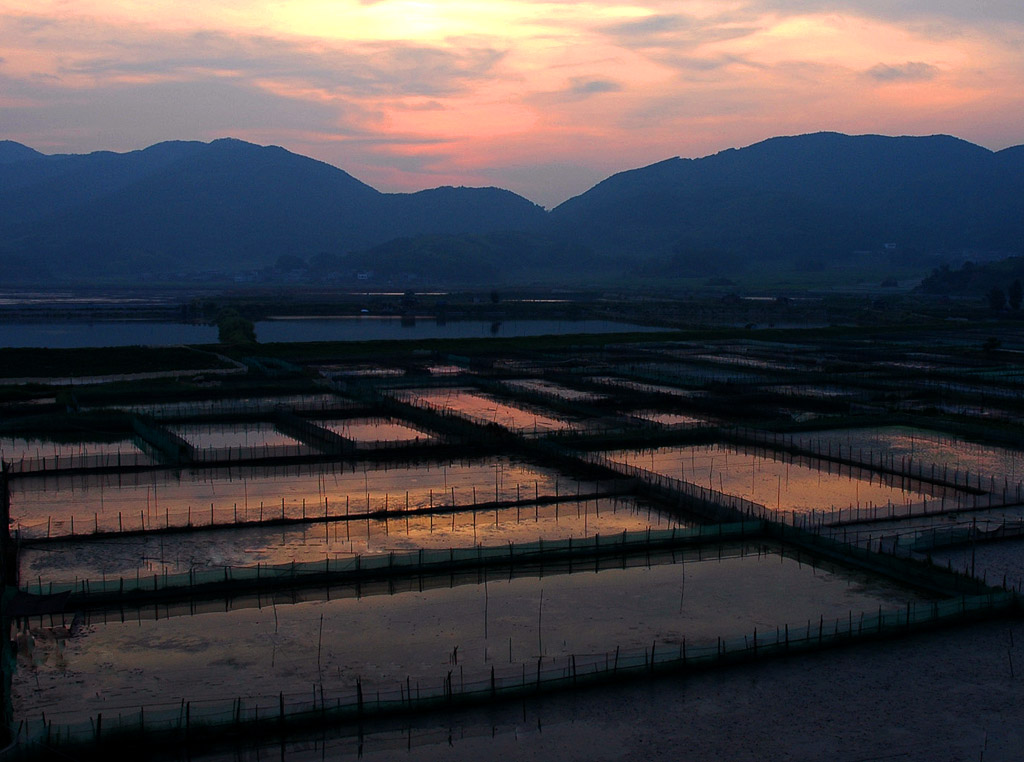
[315,364,405,379]
[690,352,805,372]
[314,417,436,446]
[253,317,662,343]
[394,388,580,435]
[20,495,682,583]
[0,436,155,470]
[628,411,714,427]
[168,422,302,451]
[502,379,608,403]
[13,540,931,726]
[804,426,1024,482]
[115,394,347,419]
[9,458,606,537]
[0,321,218,349]
[627,362,770,386]
[760,384,858,400]
[587,377,703,400]
[930,538,1024,592]
[604,444,948,516]
[0,318,661,348]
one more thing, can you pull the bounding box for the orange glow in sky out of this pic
[1,0,1022,205]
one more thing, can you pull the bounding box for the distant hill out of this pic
[341,231,600,284]
[918,257,1024,298]
[0,138,546,280]
[549,132,1024,274]
[0,132,1021,285]
[0,141,43,164]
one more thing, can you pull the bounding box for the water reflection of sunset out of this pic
[607,444,942,515]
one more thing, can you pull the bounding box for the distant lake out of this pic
[0,322,218,348]
[254,317,662,343]
[0,318,662,348]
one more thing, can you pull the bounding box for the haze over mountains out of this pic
[1,133,1021,285]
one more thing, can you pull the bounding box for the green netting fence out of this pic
[727,426,1020,498]
[583,448,1014,532]
[8,590,1018,759]
[22,522,764,602]
[13,472,627,542]
[902,518,1024,553]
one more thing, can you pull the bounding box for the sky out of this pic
[1,1,1023,208]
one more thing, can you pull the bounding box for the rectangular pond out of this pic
[627,411,715,428]
[502,379,608,403]
[0,319,662,348]
[254,318,663,343]
[803,426,1024,482]
[0,436,156,471]
[603,444,947,516]
[9,458,605,537]
[20,495,683,584]
[587,377,704,400]
[168,422,302,450]
[113,394,349,419]
[394,388,580,435]
[12,539,932,726]
[314,417,437,447]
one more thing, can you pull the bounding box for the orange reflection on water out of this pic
[607,443,943,515]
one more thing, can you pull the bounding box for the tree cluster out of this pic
[216,309,257,345]
[987,279,1023,313]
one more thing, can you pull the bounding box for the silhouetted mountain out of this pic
[343,231,601,284]
[997,145,1024,172]
[0,141,43,164]
[385,187,548,238]
[0,133,1021,285]
[550,132,1024,274]
[0,138,546,279]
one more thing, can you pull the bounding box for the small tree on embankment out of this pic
[216,309,257,345]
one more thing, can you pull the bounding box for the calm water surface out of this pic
[0,318,660,348]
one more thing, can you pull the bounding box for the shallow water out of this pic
[20,496,684,583]
[0,318,661,349]
[396,388,578,434]
[588,377,702,399]
[169,422,301,450]
[0,321,217,348]
[315,417,436,446]
[628,411,712,427]
[604,444,943,515]
[9,458,599,536]
[503,379,607,403]
[254,318,661,343]
[806,426,1024,481]
[112,394,346,418]
[0,436,153,468]
[13,541,928,724]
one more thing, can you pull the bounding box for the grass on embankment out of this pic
[0,346,235,379]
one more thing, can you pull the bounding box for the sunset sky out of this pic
[2,1,1023,206]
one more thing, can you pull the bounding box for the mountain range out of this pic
[1,132,1021,285]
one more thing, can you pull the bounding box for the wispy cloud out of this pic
[0,1,1022,206]
[603,14,695,38]
[567,78,621,96]
[13,21,505,98]
[865,61,939,82]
